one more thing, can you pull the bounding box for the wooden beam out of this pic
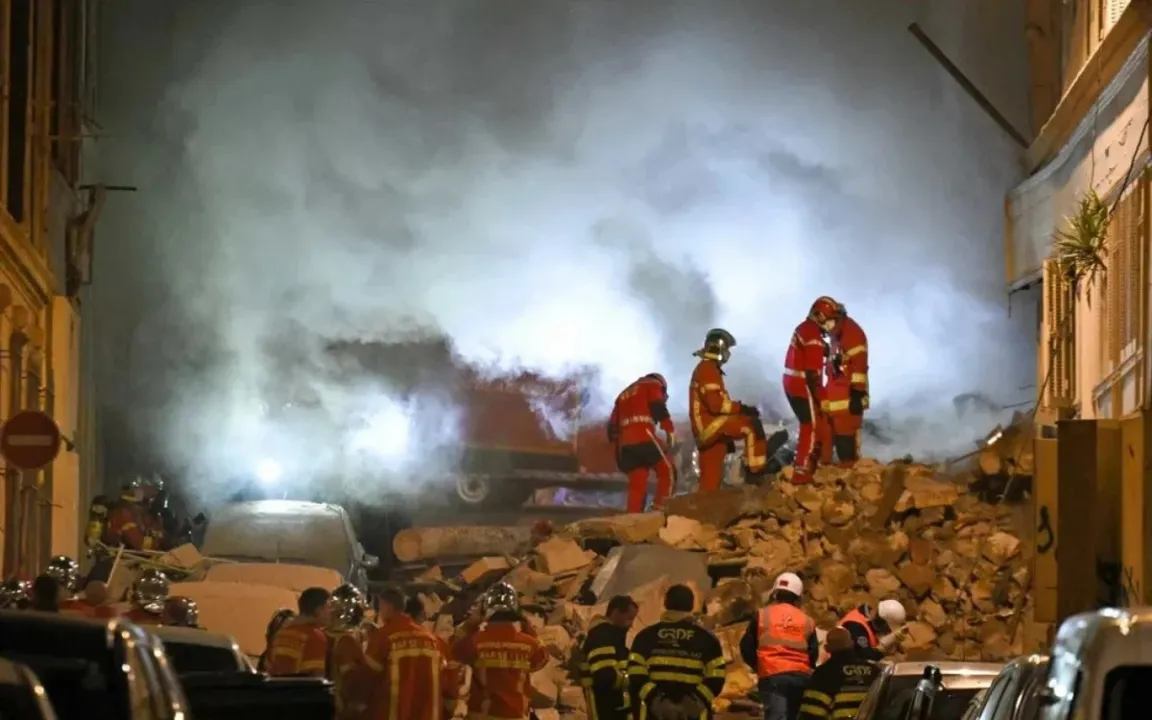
[1026,2,1152,173]
[1024,0,1062,136]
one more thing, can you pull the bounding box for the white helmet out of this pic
[771,572,804,598]
[878,599,907,627]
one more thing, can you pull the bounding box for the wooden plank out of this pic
[1033,437,1059,622]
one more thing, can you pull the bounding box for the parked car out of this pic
[152,625,254,675]
[0,656,57,719]
[0,611,189,720]
[963,654,1049,720]
[181,672,336,720]
[855,661,1004,720]
[201,500,378,590]
[1043,606,1152,719]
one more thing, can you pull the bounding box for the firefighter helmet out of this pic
[266,608,296,642]
[0,579,30,609]
[330,584,367,628]
[482,581,520,617]
[164,596,199,628]
[695,328,737,365]
[644,373,668,392]
[132,570,170,613]
[809,296,843,332]
[45,556,80,593]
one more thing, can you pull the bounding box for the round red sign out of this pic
[0,410,62,471]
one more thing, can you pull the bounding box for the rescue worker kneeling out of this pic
[689,328,771,493]
[327,584,370,720]
[740,573,818,720]
[796,627,879,720]
[609,373,677,512]
[453,581,548,720]
[629,584,726,719]
[578,595,638,720]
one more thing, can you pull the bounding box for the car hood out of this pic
[205,562,344,593]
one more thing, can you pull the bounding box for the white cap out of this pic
[878,599,907,627]
[772,572,804,598]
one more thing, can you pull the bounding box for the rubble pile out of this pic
[402,458,1030,719]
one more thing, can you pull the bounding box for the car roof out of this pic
[0,657,35,686]
[212,500,347,521]
[887,661,1006,677]
[152,625,242,652]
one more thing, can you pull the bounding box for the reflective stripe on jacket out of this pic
[364,615,444,720]
[783,320,827,398]
[689,359,739,445]
[267,619,328,676]
[756,604,815,676]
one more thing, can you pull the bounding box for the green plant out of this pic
[1054,189,1111,304]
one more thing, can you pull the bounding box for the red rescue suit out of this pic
[783,319,828,484]
[364,614,445,720]
[689,358,769,493]
[102,502,157,551]
[608,375,675,513]
[452,620,548,720]
[826,316,869,466]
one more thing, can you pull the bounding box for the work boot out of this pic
[743,465,770,486]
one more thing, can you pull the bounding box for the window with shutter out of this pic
[1044,258,1077,408]
[1105,0,1131,34]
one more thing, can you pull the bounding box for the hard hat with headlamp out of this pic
[482,581,520,618]
[133,570,170,614]
[330,584,367,628]
[45,555,80,594]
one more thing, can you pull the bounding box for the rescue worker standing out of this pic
[364,586,445,720]
[579,595,638,720]
[453,582,548,720]
[629,584,726,719]
[824,304,869,467]
[405,595,461,716]
[740,573,818,720]
[838,600,907,661]
[266,587,332,677]
[608,373,677,512]
[124,570,170,625]
[259,609,297,673]
[328,584,371,720]
[689,328,770,493]
[783,297,841,484]
[796,627,879,720]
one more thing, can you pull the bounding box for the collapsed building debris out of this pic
[396,456,1031,718]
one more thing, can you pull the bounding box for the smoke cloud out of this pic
[94,0,1034,500]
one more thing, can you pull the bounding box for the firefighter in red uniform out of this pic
[783,298,842,485]
[103,482,161,551]
[453,582,548,720]
[328,584,371,720]
[608,373,677,512]
[123,570,170,626]
[689,328,771,493]
[365,586,446,720]
[823,304,869,467]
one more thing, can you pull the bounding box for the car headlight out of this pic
[255,458,283,485]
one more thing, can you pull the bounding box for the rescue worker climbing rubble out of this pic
[366,586,446,720]
[689,328,770,493]
[629,584,726,720]
[266,587,331,677]
[740,573,818,720]
[609,373,677,512]
[838,599,907,661]
[821,302,869,467]
[784,297,840,484]
[124,570,170,625]
[578,595,638,720]
[453,581,547,720]
[327,584,370,720]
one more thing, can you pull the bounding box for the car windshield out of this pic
[201,505,351,572]
[1101,666,1152,718]
[877,676,987,720]
[0,622,122,720]
[163,642,242,674]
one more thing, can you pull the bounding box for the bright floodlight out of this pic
[255,458,283,485]
[351,401,412,463]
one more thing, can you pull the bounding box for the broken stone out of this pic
[918,599,948,630]
[903,621,938,650]
[822,500,856,526]
[982,531,1022,566]
[897,563,936,600]
[865,569,901,597]
[747,538,792,579]
[536,538,595,576]
[660,515,707,549]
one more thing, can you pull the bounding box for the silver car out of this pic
[855,661,1005,720]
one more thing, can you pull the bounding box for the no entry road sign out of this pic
[0,410,62,471]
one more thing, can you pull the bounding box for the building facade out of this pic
[0,0,100,578]
[1007,0,1152,643]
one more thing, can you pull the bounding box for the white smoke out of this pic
[94,0,1034,497]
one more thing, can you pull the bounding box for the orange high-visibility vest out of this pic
[839,608,878,647]
[756,604,814,677]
